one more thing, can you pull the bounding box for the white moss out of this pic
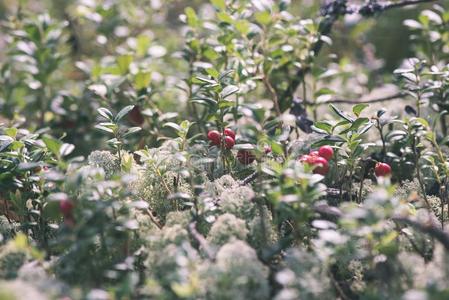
[207,213,248,246]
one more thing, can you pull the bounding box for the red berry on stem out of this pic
[60,199,74,216]
[375,162,391,177]
[223,128,235,140]
[318,146,334,161]
[264,146,272,154]
[310,150,319,156]
[224,136,235,149]
[237,150,256,165]
[299,155,329,175]
[299,154,311,162]
[310,156,329,175]
[207,130,221,146]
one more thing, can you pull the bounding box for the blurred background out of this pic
[0,0,444,72]
[0,0,447,156]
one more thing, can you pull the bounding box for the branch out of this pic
[188,222,215,260]
[145,208,163,229]
[281,0,348,110]
[240,171,259,186]
[305,92,405,106]
[282,0,437,109]
[370,0,437,13]
[392,216,449,250]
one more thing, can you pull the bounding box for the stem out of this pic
[262,75,282,118]
[358,170,365,203]
[302,76,308,114]
[412,137,430,209]
[377,121,386,159]
[348,166,354,202]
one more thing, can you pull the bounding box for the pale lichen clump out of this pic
[219,186,256,219]
[275,248,332,300]
[165,211,192,228]
[204,174,239,197]
[202,240,270,300]
[206,213,248,246]
[131,144,193,222]
[0,244,27,279]
[0,216,17,243]
[248,206,278,249]
[87,150,121,178]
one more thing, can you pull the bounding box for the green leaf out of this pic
[218,99,235,109]
[97,107,113,120]
[134,71,152,90]
[180,120,192,131]
[117,54,133,75]
[217,12,233,23]
[164,122,182,132]
[136,34,151,57]
[115,105,135,122]
[123,127,142,137]
[59,143,75,157]
[0,135,14,152]
[220,85,239,99]
[358,122,374,135]
[206,68,220,79]
[353,104,369,117]
[255,11,272,25]
[313,121,332,134]
[42,136,62,157]
[270,141,283,156]
[329,104,355,122]
[211,0,226,10]
[194,76,217,85]
[95,125,114,134]
[218,70,234,81]
[185,7,199,27]
[340,118,370,135]
[234,20,250,35]
[4,128,17,138]
[18,162,40,171]
[233,143,255,150]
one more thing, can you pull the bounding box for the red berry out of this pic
[300,155,329,175]
[375,162,391,177]
[299,154,311,162]
[60,199,74,216]
[207,130,221,146]
[318,146,334,161]
[129,105,144,125]
[223,128,236,140]
[310,156,329,175]
[310,150,319,156]
[224,136,235,149]
[264,146,272,154]
[237,150,256,165]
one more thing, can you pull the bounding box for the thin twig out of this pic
[393,216,449,250]
[381,0,436,10]
[304,92,405,106]
[145,208,163,229]
[329,269,351,300]
[263,75,282,117]
[283,0,437,108]
[188,222,215,260]
[240,171,259,186]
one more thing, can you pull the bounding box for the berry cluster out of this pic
[60,197,75,226]
[207,128,235,149]
[299,146,334,175]
[207,129,272,165]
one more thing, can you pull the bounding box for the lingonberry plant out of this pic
[1,1,449,299]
